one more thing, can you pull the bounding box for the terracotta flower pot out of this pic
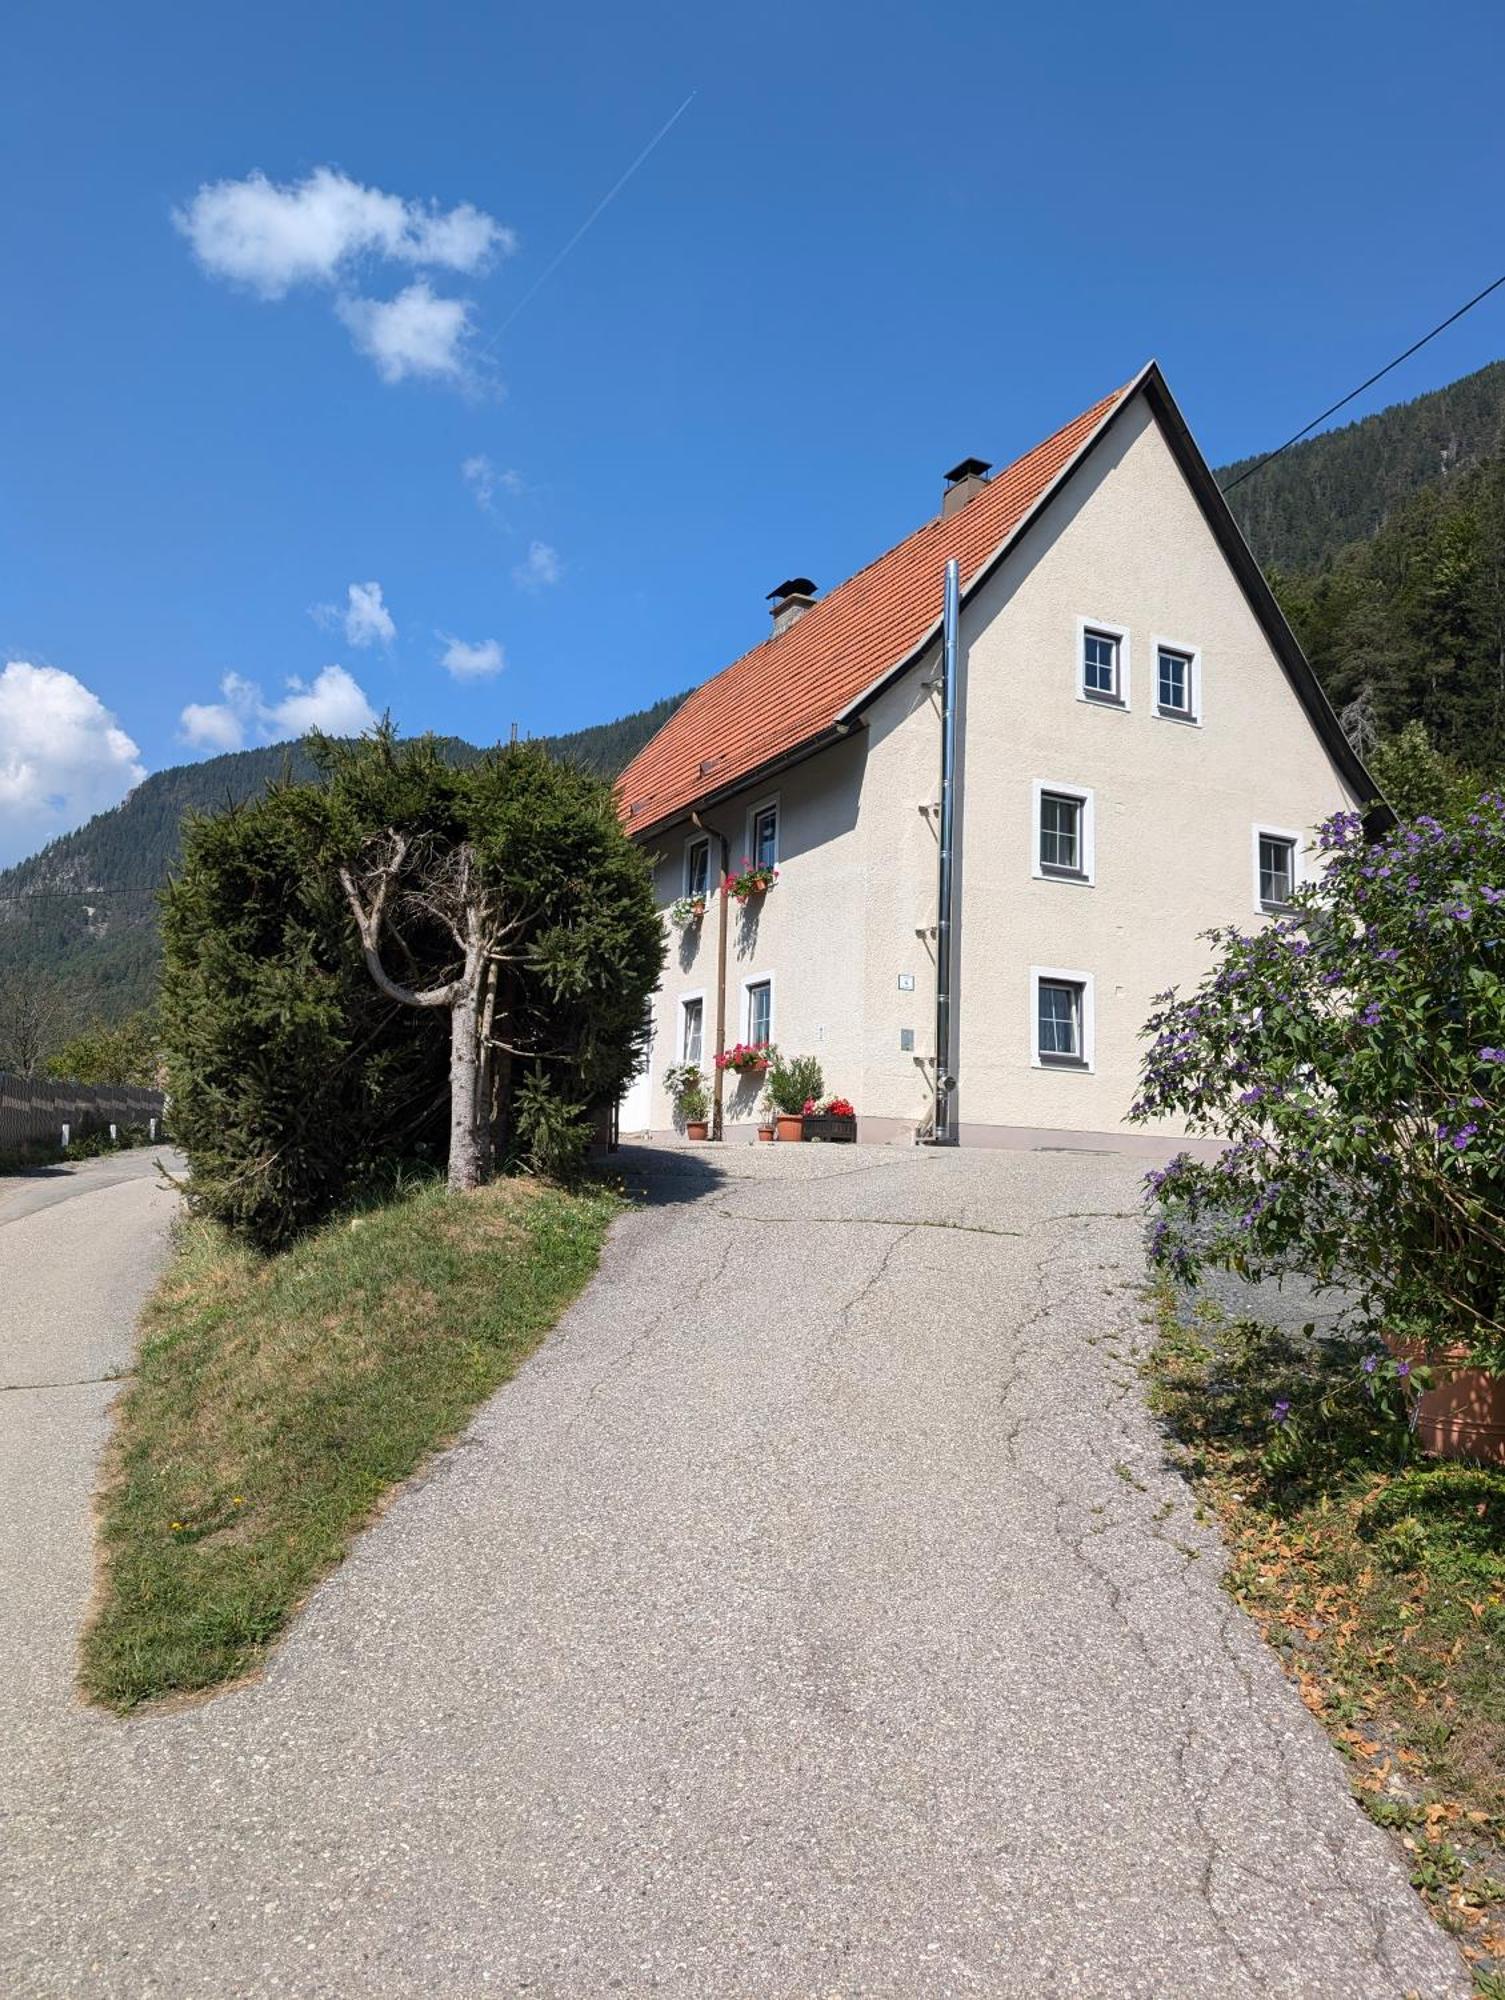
[757,1125,775,1143]
[686,1120,709,1142]
[775,1113,804,1143]
[1386,1337,1505,1465]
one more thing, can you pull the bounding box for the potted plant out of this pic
[668,894,706,930]
[664,1061,710,1141]
[803,1094,858,1144]
[765,1053,824,1141]
[725,858,779,904]
[715,1040,773,1076]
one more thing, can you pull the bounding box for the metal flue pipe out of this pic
[933,557,960,1143]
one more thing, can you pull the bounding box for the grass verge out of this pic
[1146,1283,1505,1992]
[83,1173,619,1711]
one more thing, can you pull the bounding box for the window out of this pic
[684,835,710,899]
[1031,967,1094,1070]
[745,978,772,1047]
[1079,623,1126,705]
[680,994,704,1065]
[1040,792,1082,876]
[1032,780,1095,884]
[1157,647,1192,717]
[1257,832,1297,911]
[750,800,779,869]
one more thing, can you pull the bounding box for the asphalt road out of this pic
[1,1141,1468,1998]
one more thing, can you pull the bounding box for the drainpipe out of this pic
[932,557,960,1143]
[691,810,731,1140]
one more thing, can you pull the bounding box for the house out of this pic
[614,362,1378,1149]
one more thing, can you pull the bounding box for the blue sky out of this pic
[2,0,1503,863]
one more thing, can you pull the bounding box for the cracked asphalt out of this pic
[2,1141,1469,1997]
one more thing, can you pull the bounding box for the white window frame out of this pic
[683,833,711,899]
[1075,616,1130,710]
[678,989,707,1065]
[1151,635,1201,725]
[1031,778,1096,886]
[746,794,781,870]
[1251,824,1303,915]
[741,972,775,1048]
[1030,966,1095,1072]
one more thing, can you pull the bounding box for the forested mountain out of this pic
[0,692,687,1026]
[1217,360,1505,569]
[1215,361,1505,785]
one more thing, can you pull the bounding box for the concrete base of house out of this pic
[624,1120,1226,1163]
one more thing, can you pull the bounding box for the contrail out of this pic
[479,91,697,354]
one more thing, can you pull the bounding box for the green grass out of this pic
[1146,1286,1505,1986]
[83,1173,619,1711]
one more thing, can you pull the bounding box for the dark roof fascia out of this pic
[624,722,853,844]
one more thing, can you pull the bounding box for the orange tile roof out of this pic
[616,376,1138,835]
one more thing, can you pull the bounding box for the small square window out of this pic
[1037,980,1084,1064]
[1157,647,1193,717]
[1082,629,1120,703]
[745,979,772,1047]
[681,996,704,1065]
[1258,834,1296,910]
[751,805,778,869]
[685,836,710,898]
[1039,792,1084,876]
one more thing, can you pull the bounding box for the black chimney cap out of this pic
[767,576,817,601]
[943,456,992,486]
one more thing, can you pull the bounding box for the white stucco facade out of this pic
[622,386,1367,1147]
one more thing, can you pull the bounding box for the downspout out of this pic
[691,810,731,1140]
[932,557,960,1144]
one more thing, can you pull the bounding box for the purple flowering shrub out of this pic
[1135,796,1505,1373]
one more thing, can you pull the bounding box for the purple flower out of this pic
[1361,1354,1378,1374]
[1481,1049,1505,1065]
[1482,886,1502,906]
[1271,1399,1292,1424]
[1452,905,1474,923]
[1359,1002,1381,1027]
[1395,1360,1410,1379]
[1239,1086,1265,1105]
[1453,1123,1479,1152]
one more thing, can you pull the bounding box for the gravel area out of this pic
[0,1140,1468,1997]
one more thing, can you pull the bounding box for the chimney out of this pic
[941,456,992,516]
[767,576,818,636]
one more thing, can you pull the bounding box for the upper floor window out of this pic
[1155,641,1199,722]
[1255,829,1299,912]
[684,835,710,899]
[1078,620,1128,707]
[1032,779,1095,884]
[745,978,772,1047]
[1040,792,1083,876]
[751,800,779,869]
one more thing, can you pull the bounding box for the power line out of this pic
[1220,270,1505,495]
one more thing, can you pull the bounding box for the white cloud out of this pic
[336,282,473,384]
[269,665,377,735]
[173,166,513,299]
[461,455,523,511]
[513,539,562,590]
[341,580,395,648]
[0,662,146,865]
[439,634,505,681]
[179,700,245,752]
[177,665,376,750]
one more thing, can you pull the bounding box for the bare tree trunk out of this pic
[448,977,484,1192]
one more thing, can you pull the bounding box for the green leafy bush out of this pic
[766,1053,823,1117]
[1136,796,1505,1372]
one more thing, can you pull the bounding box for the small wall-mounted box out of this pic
[899,1027,915,1052]
[897,972,915,992]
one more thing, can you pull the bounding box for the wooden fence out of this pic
[0,1072,167,1156]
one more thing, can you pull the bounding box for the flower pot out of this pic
[1386,1337,1505,1465]
[775,1113,804,1143]
[803,1113,857,1145]
[757,1125,775,1143]
[686,1120,709,1142]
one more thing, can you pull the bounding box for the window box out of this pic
[716,1040,773,1075]
[727,860,778,903]
[668,894,707,929]
[802,1112,857,1144]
